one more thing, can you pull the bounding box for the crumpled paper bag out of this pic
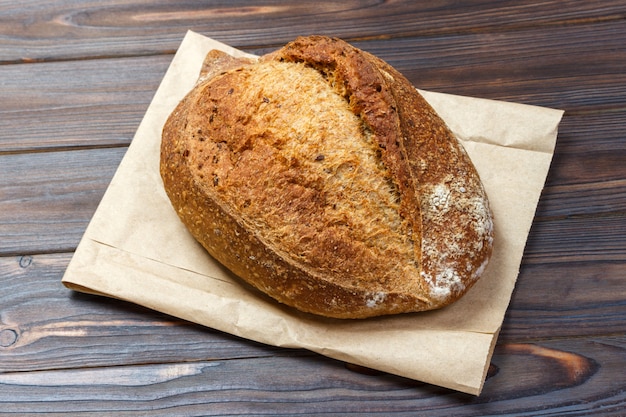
[62,31,564,395]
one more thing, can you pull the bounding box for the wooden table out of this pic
[1,2,625,415]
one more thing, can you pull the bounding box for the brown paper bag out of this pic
[62,31,564,395]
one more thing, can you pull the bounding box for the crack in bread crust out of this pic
[160,36,494,318]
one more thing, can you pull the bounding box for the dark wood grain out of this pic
[1,253,624,376]
[0,337,623,415]
[548,116,626,189]
[523,215,626,264]
[1,0,625,414]
[0,148,125,255]
[0,56,169,153]
[2,24,625,255]
[1,1,624,63]
[503,261,626,340]
[352,19,626,109]
[2,20,624,153]
[2,141,625,257]
[0,253,300,374]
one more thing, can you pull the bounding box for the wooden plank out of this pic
[523,214,626,264]
[1,1,624,62]
[538,179,626,220]
[3,118,624,216]
[3,134,624,257]
[537,109,626,218]
[0,55,170,153]
[0,148,126,255]
[502,261,626,340]
[1,253,624,373]
[546,111,626,190]
[0,337,623,415]
[353,19,626,110]
[1,117,625,257]
[0,253,300,374]
[2,21,624,153]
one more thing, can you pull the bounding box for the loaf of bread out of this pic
[160,36,494,319]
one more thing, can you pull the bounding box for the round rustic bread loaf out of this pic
[160,36,494,319]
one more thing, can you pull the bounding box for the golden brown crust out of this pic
[160,36,493,318]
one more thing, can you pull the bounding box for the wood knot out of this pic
[0,329,18,347]
[19,255,33,268]
[486,343,600,397]
[503,343,599,386]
